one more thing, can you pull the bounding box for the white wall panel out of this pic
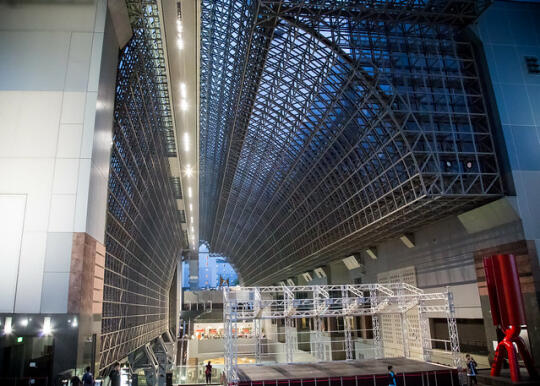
[40,272,69,313]
[0,31,70,91]
[44,232,73,273]
[0,195,26,312]
[0,3,97,32]
[61,91,87,124]
[74,158,92,232]
[48,194,76,232]
[14,231,47,313]
[0,91,63,158]
[57,124,83,158]
[0,1,111,314]
[65,33,93,92]
[53,158,80,195]
[0,158,55,232]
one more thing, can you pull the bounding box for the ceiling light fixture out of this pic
[183,132,189,152]
[180,83,187,99]
[188,187,192,198]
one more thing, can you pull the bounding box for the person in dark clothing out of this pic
[205,361,212,384]
[109,362,121,386]
[466,354,478,386]
[388,366,397,386]
[71,376,82,386]
[82,366,94,386]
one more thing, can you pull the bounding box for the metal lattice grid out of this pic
[222,284,461,385]
[100,0,183,373]
[199,0,502,285]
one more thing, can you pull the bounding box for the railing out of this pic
[173,364,225,385]
[236,370,459,386]
[431,338,452,352]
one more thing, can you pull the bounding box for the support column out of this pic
[313,316,324,361]
[285,318,295,363]
[397,285,410,358]
[341,286,353,360]
[283,285,296,363]
[418,297,432,362]
[446,290,462,368]
[344,316,354,360]
[223,288,238,386]
[254,318,262,363]
[370,289,382,359]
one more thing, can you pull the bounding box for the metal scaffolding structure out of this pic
[200,0,502,285]
[223,284,461,386]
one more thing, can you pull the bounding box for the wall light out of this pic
[4,317,13,335]
[42,317,52,336]
[20,318,29,327]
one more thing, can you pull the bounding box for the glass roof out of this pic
[199,0,500,285]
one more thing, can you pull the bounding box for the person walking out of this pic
[205,361,213,384]
[109,362,121,386]
[466,354,478,386]
[82,366,94,386]
[388,365,397,386]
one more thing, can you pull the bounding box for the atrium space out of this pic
[1,1,540,386]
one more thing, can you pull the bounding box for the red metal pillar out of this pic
[483,254,537,382]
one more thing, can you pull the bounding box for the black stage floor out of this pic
[237,358,458,386]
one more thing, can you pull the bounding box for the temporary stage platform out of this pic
[237,358,458,386]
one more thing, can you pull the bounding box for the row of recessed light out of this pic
[176,11,184,50]
[176,6,196,249]
[181,101,195,248]
[1,316,74,336]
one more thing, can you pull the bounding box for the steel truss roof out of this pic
[199,0,501,285]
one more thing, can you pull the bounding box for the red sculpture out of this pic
[483,254,537,382]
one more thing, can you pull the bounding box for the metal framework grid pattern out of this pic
[200,0,501,285]
[223,284,462,385]
[100,0,183,373]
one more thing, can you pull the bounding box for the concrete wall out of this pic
[474,0,540,262]
[295,202,524,320]
[0,0,115,314]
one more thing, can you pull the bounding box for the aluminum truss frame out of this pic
[223,284,460,385]
[200,0,502,286]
